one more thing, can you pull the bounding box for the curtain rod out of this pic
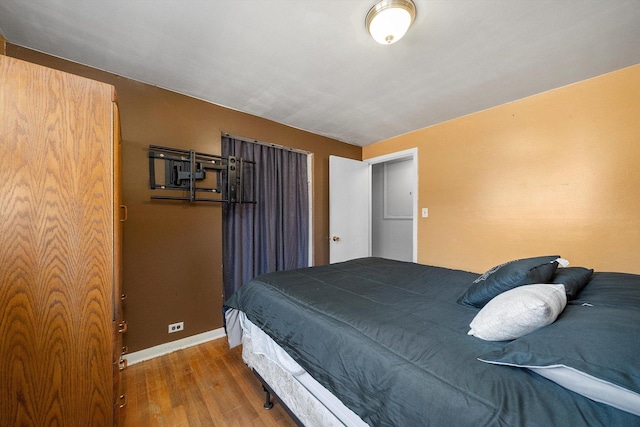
[222,132,311,155]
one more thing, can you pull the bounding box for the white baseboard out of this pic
[125,327,226,365]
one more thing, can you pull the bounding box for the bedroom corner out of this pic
[364,64,640,275]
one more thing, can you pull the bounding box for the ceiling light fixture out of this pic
[366,0,416,45]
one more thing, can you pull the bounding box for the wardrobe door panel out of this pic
[0,55,116,427]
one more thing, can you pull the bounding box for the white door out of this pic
[329,155,370,263]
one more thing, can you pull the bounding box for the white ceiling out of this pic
[1,1,639,146]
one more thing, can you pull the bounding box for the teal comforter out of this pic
[225,257,639,426]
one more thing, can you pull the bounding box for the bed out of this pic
[224,257,640,426]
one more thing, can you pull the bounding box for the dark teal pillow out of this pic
[550,267,593,300]
[571,272,640,308]
[478,300,640,415]
[457,255,560,308]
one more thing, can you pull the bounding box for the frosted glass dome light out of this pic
[366,0,416,45]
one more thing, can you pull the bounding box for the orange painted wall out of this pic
[364,64,640,274]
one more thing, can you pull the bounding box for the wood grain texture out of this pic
[120,338,297,427]
[0,55,117,426]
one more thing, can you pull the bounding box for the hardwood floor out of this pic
[120,338,297,427]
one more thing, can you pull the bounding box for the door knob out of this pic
[332,236,340,242]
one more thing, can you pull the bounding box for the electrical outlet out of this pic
[168,321,184,333]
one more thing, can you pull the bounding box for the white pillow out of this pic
[468,284,567,341]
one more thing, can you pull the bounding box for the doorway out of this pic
[329,148,417,263]
[371,158,413,262]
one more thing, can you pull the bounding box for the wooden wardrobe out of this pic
[0,55,126,426]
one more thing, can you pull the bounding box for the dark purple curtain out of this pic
[222,136,309,300]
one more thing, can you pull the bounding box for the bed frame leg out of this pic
[262,385,274,410]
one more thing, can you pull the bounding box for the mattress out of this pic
[239,312,367,427]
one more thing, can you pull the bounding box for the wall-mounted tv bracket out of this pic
[148,145,256,203]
